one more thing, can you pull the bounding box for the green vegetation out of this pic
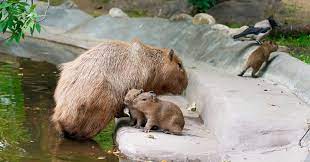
[268,34,310,64]
[126,9,147,17]
[39,0,64,6]
[0,0,41,43]
[188,0,216,13]
[226,23,243,28]
[93,0,111,4]
[0,61,29,161]
[95,122,115,151]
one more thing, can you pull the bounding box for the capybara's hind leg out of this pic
[169,126,183,135]
[129,118,137,127]
[238,66,250,77]
[251,67,259,78]
[53,121,65,137]
[135,118,145,129]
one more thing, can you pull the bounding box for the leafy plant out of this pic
[188,0,216,12]
[268,34,310,64]
[0,0,42,43]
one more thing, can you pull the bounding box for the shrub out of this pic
[0,0,42,43]
[188,0,216,12]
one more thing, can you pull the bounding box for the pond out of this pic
[0,53,119,162]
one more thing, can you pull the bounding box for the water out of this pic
[0,53,119,162]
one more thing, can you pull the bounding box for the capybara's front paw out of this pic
[134,124,142,129]
[143,128,151,133]
[129,120,136,126]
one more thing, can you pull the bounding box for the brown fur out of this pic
[132,91,185,135]
[238,41,278,78]
[51,39,188,140]
[124,89,146,128]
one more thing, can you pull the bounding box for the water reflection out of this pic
[0,53,118,162]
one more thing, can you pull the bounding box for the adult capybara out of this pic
[52,38,188,140]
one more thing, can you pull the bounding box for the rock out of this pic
[192,13,216,25]
[187,67,310,151]
[169,13,192,21]
[109,8,128,18]
[35,2,93,33]
[61,0,78,9]
[211,24,249,37]
[228,25,249,36]
[207,0,279,25]
[116,118,220,161]
[277,45,290,53]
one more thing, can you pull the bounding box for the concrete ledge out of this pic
[116,118,220,162]
[262,52,310,105]
[186,67,310,151]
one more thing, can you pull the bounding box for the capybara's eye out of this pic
[142,98,147,101]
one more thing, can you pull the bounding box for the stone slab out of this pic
[186,66,310,152]
[116,118,220,162]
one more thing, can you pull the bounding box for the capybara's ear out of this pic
[131,37,145,51]
[132,37,141,43]
[169,49,174,61]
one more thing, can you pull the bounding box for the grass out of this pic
[94,122,115,151]
[125,9,147,17]
[94,0,111,3]
[296,54,310,64]
[226,23,243,28]
[268,34,310,64]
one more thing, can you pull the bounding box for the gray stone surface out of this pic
[206,0,280,25]
[36,2,93,34]
[187,66,310,151]
[0,37,84,65]
[116,118,220,162]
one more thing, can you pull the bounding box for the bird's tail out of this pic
[233,27,254,39]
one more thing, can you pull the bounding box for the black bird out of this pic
[233,16,279,44]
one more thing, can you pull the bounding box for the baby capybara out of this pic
[238,41,278,78]
[124,89,146,128]
[52,39,188,140]
[131,91,185,135]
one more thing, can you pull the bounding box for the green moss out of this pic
[94,122,115,151]
[125,9,147,17]
[226,23,243,28]
[99,0,111,3]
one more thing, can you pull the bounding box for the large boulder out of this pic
[109,8,129,18]
[207,0,279,25]
[192,13,216,25]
